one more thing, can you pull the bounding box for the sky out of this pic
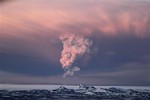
[0,0,150,86]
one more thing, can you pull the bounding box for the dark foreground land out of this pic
[0,85,150,100]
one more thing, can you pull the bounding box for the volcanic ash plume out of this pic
[60,35,92,78]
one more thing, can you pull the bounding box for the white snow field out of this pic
[0,84,150,90]
[0,84,150,100]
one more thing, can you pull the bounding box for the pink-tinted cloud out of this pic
[0,0,150,64]
[1,0,150,38]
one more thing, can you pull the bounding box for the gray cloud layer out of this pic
[0,0,150,85]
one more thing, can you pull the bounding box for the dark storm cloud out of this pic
[0,0,150,85]
[0,52,62,76]
[79,35,150,73]
[80,63,150,86]
[1,63,150,85]
[1,34,149,86]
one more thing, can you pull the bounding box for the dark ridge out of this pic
[0,85,150,100]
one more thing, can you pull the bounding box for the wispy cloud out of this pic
[0,0,150,85]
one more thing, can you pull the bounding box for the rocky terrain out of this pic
[0,84,150,100]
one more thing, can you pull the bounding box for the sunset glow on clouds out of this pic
[0,0,150,85]
[1,0,150,38]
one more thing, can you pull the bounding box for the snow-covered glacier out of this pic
[0,84,150,100]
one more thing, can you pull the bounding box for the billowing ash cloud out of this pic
[60,35,92,78]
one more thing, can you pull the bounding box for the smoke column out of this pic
[60,35,92,78]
